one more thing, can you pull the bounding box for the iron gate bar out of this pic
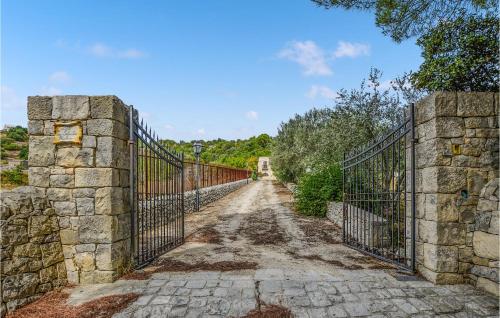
[129,105,185,268]
[342,103,416,271]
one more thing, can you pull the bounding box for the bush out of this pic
[1,165,28,186]
[19,146,28,160]
[6,126,28,142]
[2,143,20,151]
[295,164,342,217]
[251,171,258,181]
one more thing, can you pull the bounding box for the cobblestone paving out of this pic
[103,268,497,317]
[67,181,498,317]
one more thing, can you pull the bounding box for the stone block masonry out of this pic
[0,187,67,316]
[413,92,499,295]
[27,95,131,285]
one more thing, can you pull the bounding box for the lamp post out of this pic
[193,141,203,211]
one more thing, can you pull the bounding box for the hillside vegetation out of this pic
[1,126,29,188]
[162,134,272,171]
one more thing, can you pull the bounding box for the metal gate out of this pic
[129,106,184,268]
[342,104,416,271]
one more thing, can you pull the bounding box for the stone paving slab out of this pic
[92,268,500,318]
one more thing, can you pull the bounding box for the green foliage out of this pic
[251,170,258,181]
[412,14,499,92]
[1,165,28,187]
[161,134,272,171]
[6,126,28,142]
[295,164,342,217]
[312,0,496,42]
[272,68,412,183]
[19,146,29,160]
[2,143,20,151]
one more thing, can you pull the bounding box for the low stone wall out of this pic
[185,179,251,212]
[467,179,499,295]
[326,201,343,227]
[0,187,67,316]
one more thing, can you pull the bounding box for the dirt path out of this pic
[171,180,394,272]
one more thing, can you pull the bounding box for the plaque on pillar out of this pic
[54,121,83,145]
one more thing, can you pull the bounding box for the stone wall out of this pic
[184,179,251,212]
[27,95,131,284]
[414,92,499,294]
[0,187,67,316]
[468,179,499,295]
[326,201,343,227]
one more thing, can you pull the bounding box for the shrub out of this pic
[2,143,20,151]
[19,146,28,160]
[295,164,342,217]
[251,171,258,181]
[1,165,28,186]
[6,126,28,142]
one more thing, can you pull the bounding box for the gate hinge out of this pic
[128,140,135,145]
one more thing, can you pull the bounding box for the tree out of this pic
[311,0,496,42]
[272,68,410,183]
[411,14,499,92]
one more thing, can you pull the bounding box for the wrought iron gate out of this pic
[342,104,416,271]
[129,106,184,268]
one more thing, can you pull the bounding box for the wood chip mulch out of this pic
[242,304,294,318]
[237,208,289,246]
[185,224,222,244]
[6,290,139,318]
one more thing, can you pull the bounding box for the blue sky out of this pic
[1,0,422,141]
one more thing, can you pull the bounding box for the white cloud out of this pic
[49,71,71,83]
[306,85,338,100]
[196,128,206,136]
[39,86,62,96]
[245,111,258,120]
[118,49,147,59]
[88,42,147,59]
[89,43,113,57]
[333,41,370,58]
[278,40,332,76]
[1,86,25,109]
[164,124,174,130]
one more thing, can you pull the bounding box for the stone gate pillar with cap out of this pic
[27,95,132,284]
[413,92,499,295]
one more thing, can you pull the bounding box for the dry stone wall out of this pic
[184,179,251,212]
[27,95,131,285]
[326,201,343,227]
[0,187,67,316]
[413,92,499,294]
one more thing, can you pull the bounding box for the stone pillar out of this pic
[27,95,131,284]
[414,92,499,285]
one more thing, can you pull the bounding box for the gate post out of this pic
[413,92,498,287]
[28,95,132,284]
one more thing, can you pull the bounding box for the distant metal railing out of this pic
[183,160,250,192]
[342,103,416,271]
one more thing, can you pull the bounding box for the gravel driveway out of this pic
[65,180,498,317]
